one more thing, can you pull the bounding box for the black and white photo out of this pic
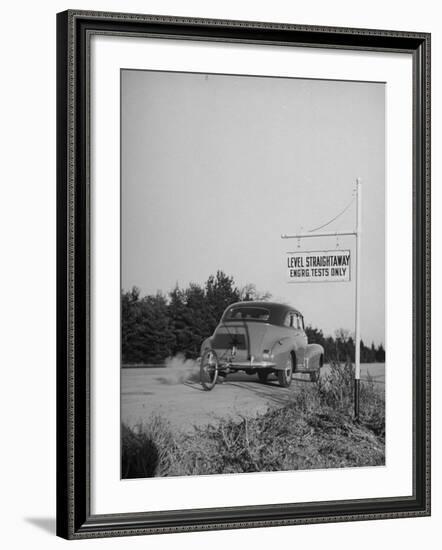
[120,69,386,478]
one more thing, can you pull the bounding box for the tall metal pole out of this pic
[354,178,362,421]
[280,179,362,420]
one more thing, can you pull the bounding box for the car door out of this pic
[291,312,307,368]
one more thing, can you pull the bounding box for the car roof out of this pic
[223,301,302,325]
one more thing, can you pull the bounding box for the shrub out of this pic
[312,360,385,439]
[121,416,178,478]
[315,360,355,412]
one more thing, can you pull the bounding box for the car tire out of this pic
[200,349,219,391]
[310,370,319,383]
[257,370,269,384]
[277,356,293,388]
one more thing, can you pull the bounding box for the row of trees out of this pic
[122,271,247,363]
[306,326,385,364]
[121,271,385,365]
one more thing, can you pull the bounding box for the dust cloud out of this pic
[155,354,200,385]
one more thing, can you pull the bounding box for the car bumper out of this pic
[227,360,276,368]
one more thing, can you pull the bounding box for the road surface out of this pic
[121,363,385,432]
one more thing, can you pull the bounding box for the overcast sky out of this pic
[121,70,385,345]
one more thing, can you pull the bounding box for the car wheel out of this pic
[310,370,319,382]
[257,370,269,384]
[200,349,219,391]
[277,356,293,388]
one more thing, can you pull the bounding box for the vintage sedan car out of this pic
[199,301,324,390]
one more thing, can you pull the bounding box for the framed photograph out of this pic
[56,10,431,539]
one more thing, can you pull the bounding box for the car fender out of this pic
[200,337,212,355]
[304,343,324,369]
[270,337,296,370]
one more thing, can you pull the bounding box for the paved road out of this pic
[121,363,385,433]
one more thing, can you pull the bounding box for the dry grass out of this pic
[122,415,179,478]
[122,361,385,478]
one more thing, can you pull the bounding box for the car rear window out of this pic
[224,307,270,321]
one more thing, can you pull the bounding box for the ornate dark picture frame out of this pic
[56,10,431,540]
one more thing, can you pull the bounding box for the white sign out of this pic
[286,250,351,283]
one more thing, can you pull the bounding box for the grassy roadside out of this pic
[122,362,385,478]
